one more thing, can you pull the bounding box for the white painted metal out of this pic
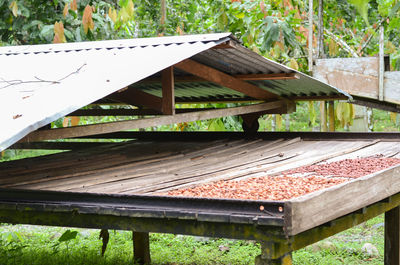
[0,34,230,151]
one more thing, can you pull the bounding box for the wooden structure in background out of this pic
[2,32,399,265]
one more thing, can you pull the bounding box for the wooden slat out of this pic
[20,101,286,142]
[174,59,279,100]
[140,73,299,83]
[286,164,400,236]
[161,66,175,115]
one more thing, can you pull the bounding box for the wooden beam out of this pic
[161,66,175,115]
[140,73,299,83]
[174,59,279,100]
[385,206,400,265]
[20,101,287,142]
[108,87,162,113]
[133,231,151,265]
[328,101,335,132]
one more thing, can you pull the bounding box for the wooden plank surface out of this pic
[1,138,392,197]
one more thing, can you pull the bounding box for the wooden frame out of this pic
[174,59,279,100]
[20,100,291,142]
[285,164,400,235]
[108,87,162,113]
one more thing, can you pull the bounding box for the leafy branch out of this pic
[0,63,86,89]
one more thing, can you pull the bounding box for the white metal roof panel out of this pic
[0,33,231,151]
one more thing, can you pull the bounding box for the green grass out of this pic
[0,215,386,264]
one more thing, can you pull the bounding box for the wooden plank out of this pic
[161,66,175,115]
[133,231,151,265]
[384,71,400,105]
[5,140,250,189]
[20,101,286,142]
[141,73,299,84]
[108,87,163,113]
[385,206,400,265]
[314,57,380,100]
[174,59,279,100]
[285,164,400,236]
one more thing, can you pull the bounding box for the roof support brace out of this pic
[20,100,289,142]
[174,59,279,100]
[108,87,163,113]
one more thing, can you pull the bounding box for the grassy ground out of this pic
[0,215,384,264]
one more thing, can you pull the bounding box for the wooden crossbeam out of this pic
[140,73,299,83]
[174,59,279,100]
[107,87,162,113]
[20,101,287,142]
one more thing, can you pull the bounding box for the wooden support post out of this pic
[328,101,335,132]
[320,101,327,132]
[255,242,292,265]
[133,231,151,265]
[241,113,260,133]
[308,0,313,73]
[379,25,385,101]
[317,0,324,58]
[161,66,175,115]
[385,207,400,265]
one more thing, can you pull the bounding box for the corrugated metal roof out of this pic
[0,33,350,151]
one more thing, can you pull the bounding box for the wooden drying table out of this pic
[1,132,400,265]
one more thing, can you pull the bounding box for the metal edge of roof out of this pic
[0,34,233,152]
[0,33,233,55]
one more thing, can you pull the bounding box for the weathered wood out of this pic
[161,66,175,115]
[285,192,400,257]
[328,101,335,132]
[384,71,400,105]
[285,164,400,236]
[108,87,162,112]
[133,231,151,265]
[317,0,324,58]
[174,59,279,100]
[314,57,380,99]
[141,73,299,83]
[256,242,292,265]
[379,25,385,101]
[385,206,400,265]
[308,0,313,73]
[20,101,287,142]
[320,101,327,132]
